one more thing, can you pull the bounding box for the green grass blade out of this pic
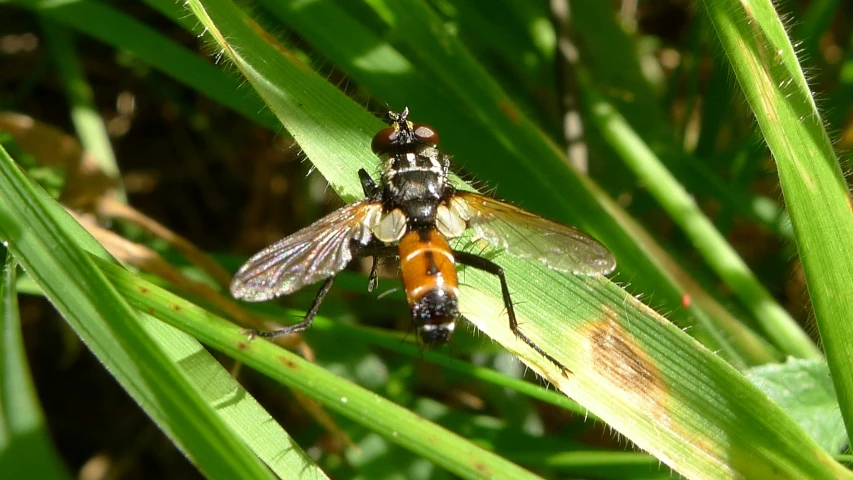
[134,312,327,479]
[178,1,848,476]
[0,144,275,479]
[97,256,544,480]
[3,292,329,478]
[304,319,591,417]
[0,254,69,479]
[0,145,325,478]
[580,76,819,359]
[39,18,125,201]
[701,0,853,446]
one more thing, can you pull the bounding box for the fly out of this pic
[230,108,616,375]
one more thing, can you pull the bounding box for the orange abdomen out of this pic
[398,229,459,306]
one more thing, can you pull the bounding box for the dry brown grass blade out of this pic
[1,113,232,288]
[67,208,267,332]
[96,197,233,288]
[0,112,120,209]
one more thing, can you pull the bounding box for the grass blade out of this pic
[39,19,125,201]
[580,76,819,359]
[0,144,275,479]
[700,0,853,446]
[0,253,69,479]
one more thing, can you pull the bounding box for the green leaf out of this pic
[700,0,853,447]
[747,359,847,453]
[0,143,278,479]
[0,253,69,479]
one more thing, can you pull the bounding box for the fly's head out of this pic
[371,107,439,153]
[371,108,443,175]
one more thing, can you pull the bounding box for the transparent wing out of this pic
[453,192,616,276]
[230,201,383,301]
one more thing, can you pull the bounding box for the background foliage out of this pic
[1,0,852,479]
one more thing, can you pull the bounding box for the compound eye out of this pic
[413,124,439,145]
[371,126,397,154]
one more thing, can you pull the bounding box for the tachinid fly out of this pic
[230,108,616,374]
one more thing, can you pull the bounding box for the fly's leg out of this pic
[245,243,398,340]
[244,275,336,339]
[359,169,380,199]
[360,244,398,292]
[367,256,380,292]
[357,170,388,293]
[453,251,571,377]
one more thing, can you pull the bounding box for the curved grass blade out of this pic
[0,144,276,479]
[0,254,69,479]
[700,0,853,447]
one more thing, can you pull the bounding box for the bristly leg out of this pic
[368,256,380,292]
[453,250,571,377]
[244,243,399,340]
[359,168,380,199]
[243,275,336,339]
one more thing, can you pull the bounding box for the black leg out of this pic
[453,251,570,377]
[358,169,380,198]
[245,243,397,341]
[244,275,336,339]
[367,256,379,292]
[360,244,398,292]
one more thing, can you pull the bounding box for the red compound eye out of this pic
[412,124,439,146]
[371,126,397,154]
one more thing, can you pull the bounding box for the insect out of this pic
[230,108,616,374]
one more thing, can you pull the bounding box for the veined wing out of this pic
[230,201,383,301]
[450,192,616,276]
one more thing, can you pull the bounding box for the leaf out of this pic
[0,253,69,479]
[747,359,847,453]
[700,0,853,447]
[0,143,281,479]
